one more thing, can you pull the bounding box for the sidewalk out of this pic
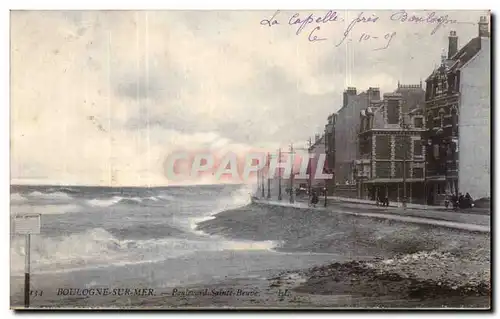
[253,198,490,232]
[326,196,490,215]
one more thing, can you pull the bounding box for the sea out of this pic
[9,184,336,307]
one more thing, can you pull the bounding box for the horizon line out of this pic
[10,182,249,188]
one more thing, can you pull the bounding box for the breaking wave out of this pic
[27,191,73,201]
[189,184,253,231]
[10,227,277,275]
[10,193,27,203]
[85,196,162,208]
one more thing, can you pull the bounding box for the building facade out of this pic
[356,84,426,204]
[307,134,327,193]
[324,113,337,195]
[457,18,491,201]
[335,87,381,187]
[424,16,490,204]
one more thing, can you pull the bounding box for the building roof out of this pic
[426,37,483,81]
[450,37,482,70]
[309,134,325,151]
[396,85,425,113]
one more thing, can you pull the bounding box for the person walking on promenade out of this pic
[451,193,459,210]
[458,193,465,209]
[465,192,473,208]
[311,191,319,208]
[444,193,450,209]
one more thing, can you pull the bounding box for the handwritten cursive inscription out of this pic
[336,11,379,47]
[260,10,281,27]
[258,10,462,51]
[390,10,457,35]
[288,10,340,36]
[360,31,397,51]
[308,26,327,42]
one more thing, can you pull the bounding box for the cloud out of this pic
[10,10,489,186]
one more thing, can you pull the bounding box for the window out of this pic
[447,74,455,93]
[394,136,411,160]
[414,117,423,128]
[436,81,443,95]
[413,168,424,178]
[413,140,423,156]
[433,144,440,159]
[394,162,410,178]
[451,108,458,135]
[375,162,391,178]
[359,136,371,157]
[427,112,434,129]
[375,135,391,160]
[425,82,432,100]
[387,100,400,124]
[437,183,446,195]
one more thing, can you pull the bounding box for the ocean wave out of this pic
[147,196,159,202]
[10,193,27,203]
[157,194,177,201]
[86,196,124,207]
[85,196,161,208]
[189,185,253,232]
[10,227,278,275]
[27,191,73,201]
[10,204,81,215]
[47,187,79,194]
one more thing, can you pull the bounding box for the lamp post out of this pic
[324,129,328,207]
[261,165,265,198]
[422,138,432,206]
[401,115,410,209]
[289,143,295,204]
[267,152,271,199]
[278,148,282,201]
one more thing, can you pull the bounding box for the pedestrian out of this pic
[311,191,319,208]
[458,193,465,209]
[444,193,450,209]
[452,193,458,210]
[465,192,473,208]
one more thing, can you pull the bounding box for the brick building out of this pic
[356,83,426,204]
[424,16,491,205]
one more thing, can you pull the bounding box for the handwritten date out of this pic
[259,10,457,51]
[359,31,397,51]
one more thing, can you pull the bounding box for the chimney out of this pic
[478,16,489,37]
[368,87,380,101]
[343,87,357,107]
[448,30,458,59]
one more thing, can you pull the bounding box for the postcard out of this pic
[10,10,491,309]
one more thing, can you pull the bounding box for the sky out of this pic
[10,10,489,186]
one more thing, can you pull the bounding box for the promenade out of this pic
[252,196,490,233]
